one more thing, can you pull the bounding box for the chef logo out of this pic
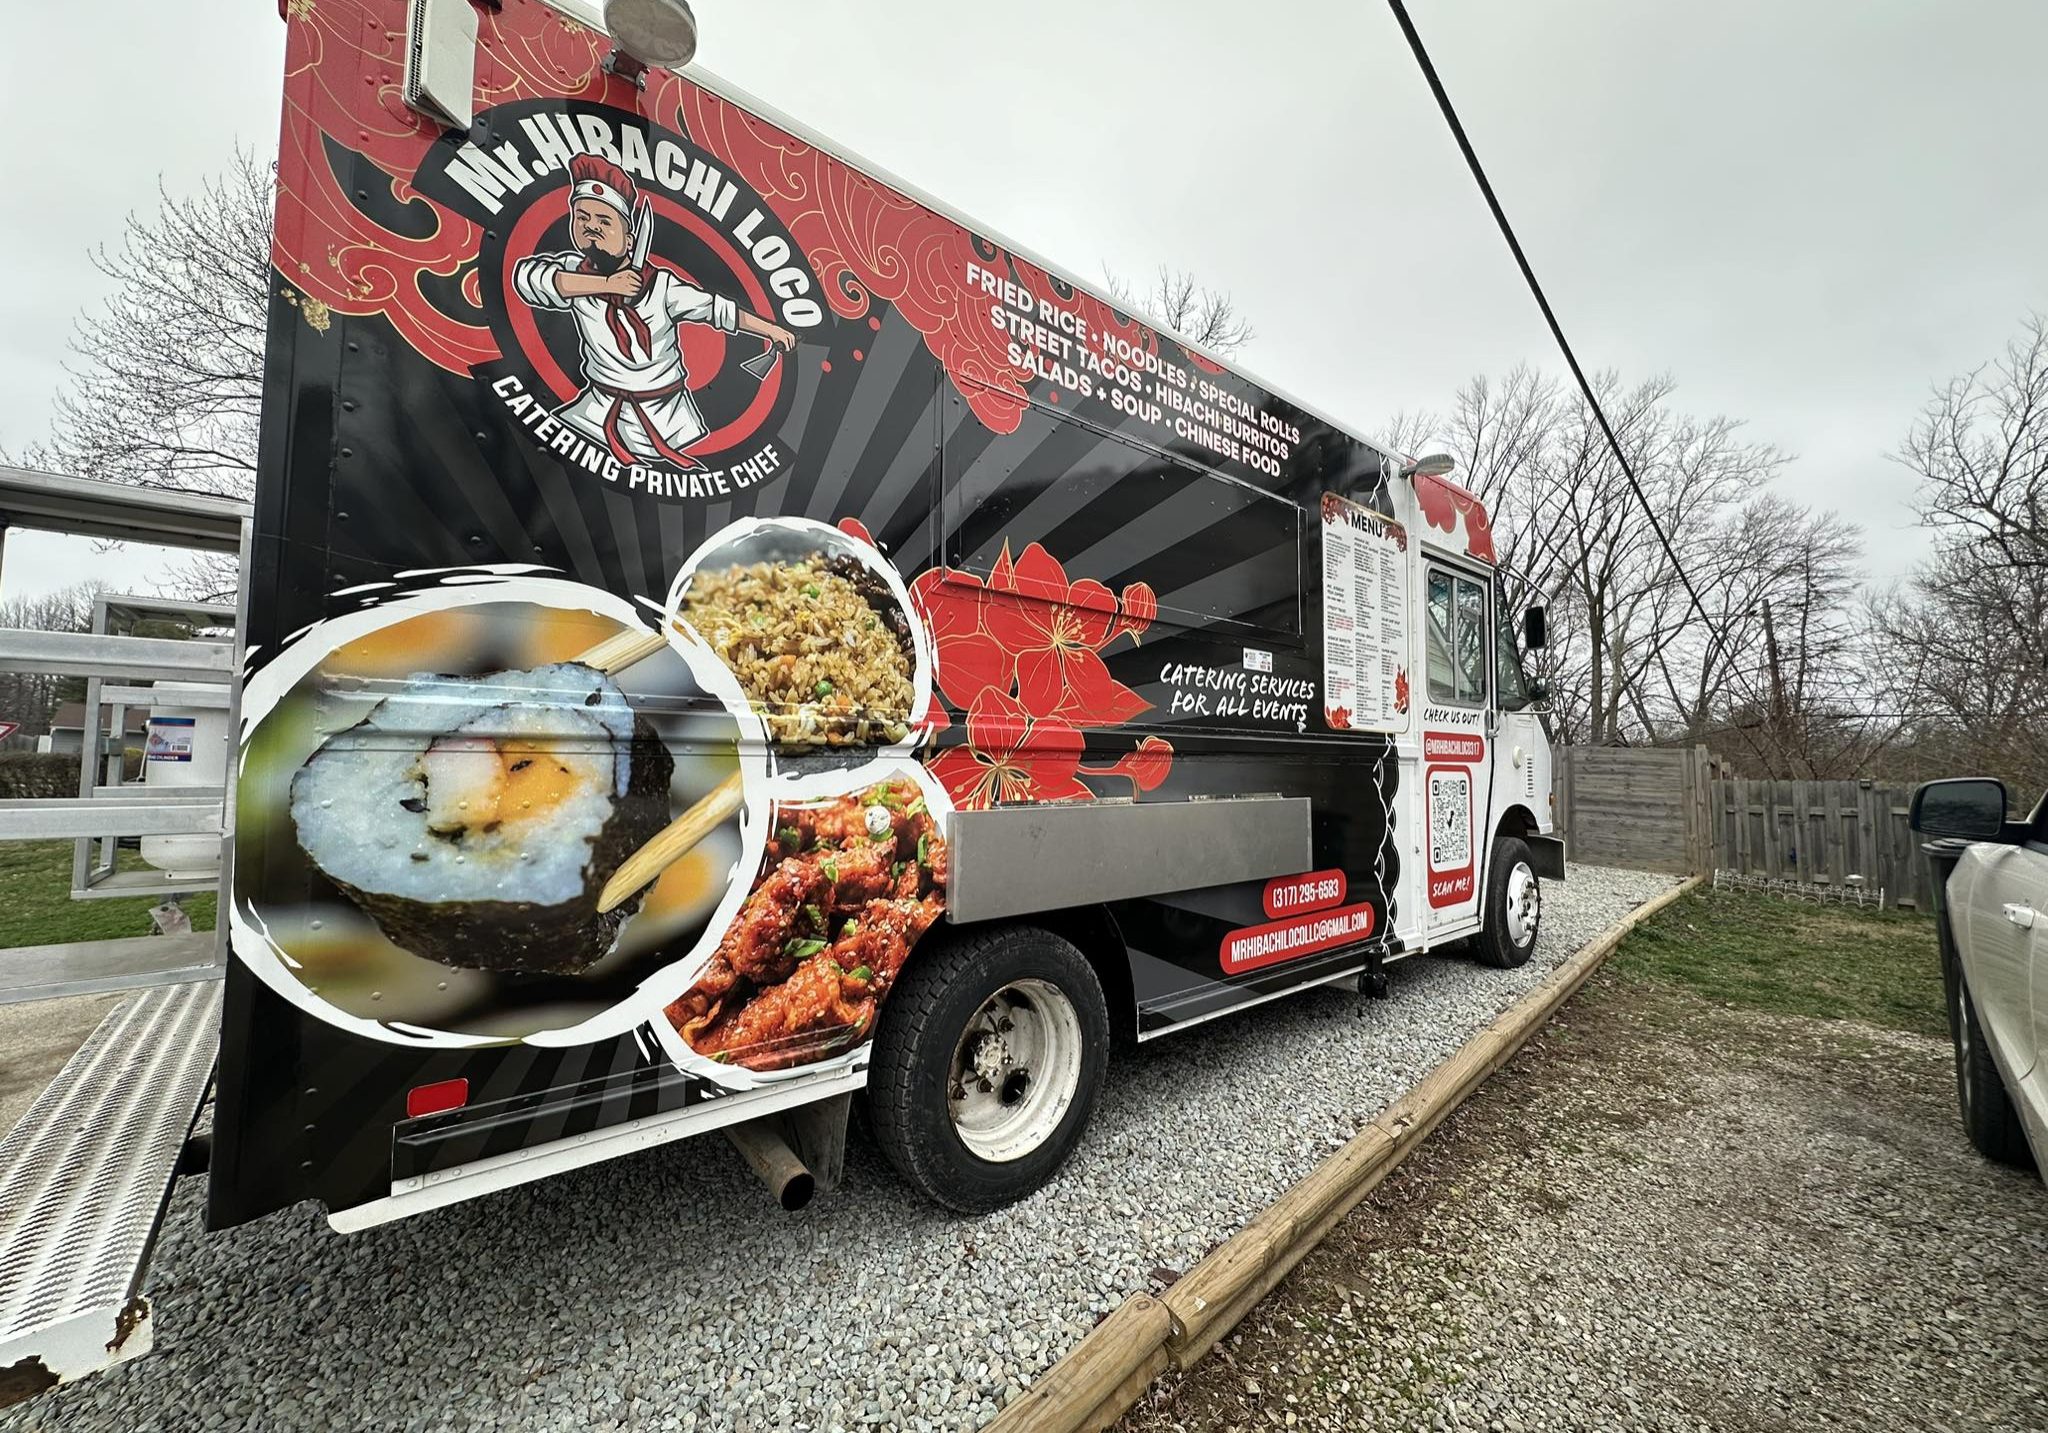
[419,101,826,502]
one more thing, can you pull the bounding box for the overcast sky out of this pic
[3,0,2043,600]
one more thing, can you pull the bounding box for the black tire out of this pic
[868,924,1109,1213]
[1949,962,2035,1170]
[1474,836,1541,970]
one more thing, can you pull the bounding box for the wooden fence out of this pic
[1710,777,1929,910]
[1553,746,1932,909]
[1554,746,1715,876]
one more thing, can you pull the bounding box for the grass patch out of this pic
[1612,886,1943,1039]
[0,840,217,949]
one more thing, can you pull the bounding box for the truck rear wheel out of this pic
[868,925,1109,1213]
[1474,836,1541,969]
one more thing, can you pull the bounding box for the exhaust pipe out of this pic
[723,1118,815,1211]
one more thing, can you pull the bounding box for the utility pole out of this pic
[1761,597,1788,776]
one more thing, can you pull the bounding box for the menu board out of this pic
[1319,492,1410,733]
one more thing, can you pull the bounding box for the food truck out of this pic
[2,0,1560,1394]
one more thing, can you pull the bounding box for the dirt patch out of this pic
[0,991,123,1136]
[1121,970,2048,1433]
[0,1358,58,1411]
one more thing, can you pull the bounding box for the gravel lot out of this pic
[4,864,1673,1433]
[1122,930,2048,1432]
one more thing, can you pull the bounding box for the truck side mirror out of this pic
[1522,606,1548,651]
[1909,778,2008,841]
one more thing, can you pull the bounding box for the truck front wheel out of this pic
[1474,836,1541,969]
[868,925,1109,1213]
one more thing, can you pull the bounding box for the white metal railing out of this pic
[0,466,251,998]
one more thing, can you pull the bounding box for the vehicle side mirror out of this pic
[1526,678,1550,703]
[1522,606,1548,651]
[1910,778,2008,841]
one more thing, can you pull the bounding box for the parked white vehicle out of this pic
[1912,778,2048,1171]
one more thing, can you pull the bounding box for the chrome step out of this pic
[0,980,220,1406]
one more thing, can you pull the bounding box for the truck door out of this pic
[1489,578,1549,833]
[2009,797,2048,1100]
[1958,836,2040,1084]
[1421,563,1492,933]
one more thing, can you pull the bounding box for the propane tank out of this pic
[140,682,228,873]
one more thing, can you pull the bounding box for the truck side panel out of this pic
[215,0,1479,1227]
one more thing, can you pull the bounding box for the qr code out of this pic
[1429,770,1470,869]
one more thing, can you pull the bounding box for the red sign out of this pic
[1427,869,1477,909]
[1221,902,1377,975]
[1422,729,1485,764]
[1262,868,1348,919]
[0,721,17,742]
[1425,764,1477,909]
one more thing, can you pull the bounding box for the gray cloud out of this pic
[4,0,2040,596]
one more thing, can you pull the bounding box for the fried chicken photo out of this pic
[666,777,945,1071]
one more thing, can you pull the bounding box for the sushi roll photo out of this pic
[289,663,672,974]
[234,586,758,1044]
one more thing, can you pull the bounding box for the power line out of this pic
[1384,1,1728,667]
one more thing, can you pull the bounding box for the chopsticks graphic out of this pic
[599,771,745,913]
[570,623,748,914]
[575,627,670,676]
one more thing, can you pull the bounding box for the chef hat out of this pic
[568,154,637,223]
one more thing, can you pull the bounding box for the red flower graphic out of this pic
[1109,581,1157,646]
[1411,470,1497,564]
[1394,667,1410,714]
[910,568,1016,712]
[910,542,1173,808]
[926,686,1090,811]
[1085,734,1174,794]
[1327,706,1353,731]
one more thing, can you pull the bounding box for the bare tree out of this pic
[0,584,109,738]
[1671,498,1885,778]
[1102,264,1255,356]
[1867,550,2048,795]
[1875,313,2048,793]
[1390,368,1787,747]
[7,150,272,499]
[1897,312,2048,576]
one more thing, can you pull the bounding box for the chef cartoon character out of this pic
[510,154,797,470]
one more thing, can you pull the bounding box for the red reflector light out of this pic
[406,1078,469,1119]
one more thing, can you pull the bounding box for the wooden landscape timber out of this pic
[985,875,1706,1433]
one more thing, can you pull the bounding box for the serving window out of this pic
[940,391,1303,642]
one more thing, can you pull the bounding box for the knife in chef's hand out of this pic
[628,195,654,272]
[740,346,780,381]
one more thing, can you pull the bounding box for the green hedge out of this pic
[0,750,142,800]
[0,753,78,800]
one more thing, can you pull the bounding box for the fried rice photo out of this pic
[665,776,944,1072]
[683,555,915,747]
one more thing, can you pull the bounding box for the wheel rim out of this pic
[947,978,1084,1164]
[1503,861,1541,947]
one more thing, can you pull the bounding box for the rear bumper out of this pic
[1526,834,1567,881]
[330,1063,865,1232]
